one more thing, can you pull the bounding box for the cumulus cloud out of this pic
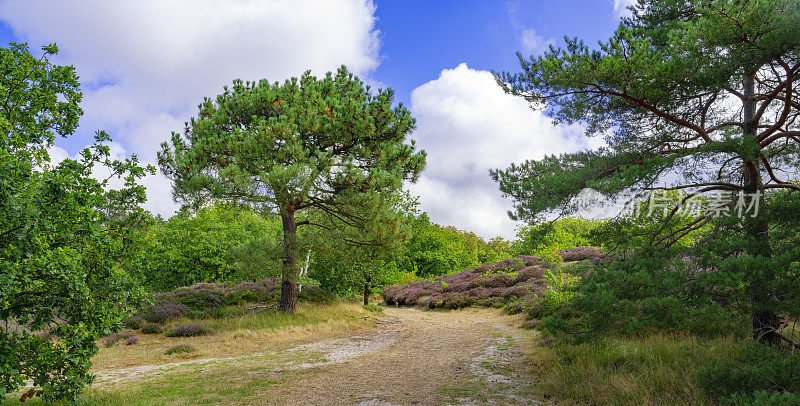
[0,0,381,217]
[408,63,593,240]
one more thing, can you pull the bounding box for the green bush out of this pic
[122,316,144,330]
[541,246,744,340]
[721,391,800,406]
[298,287,337,304]
[165,344,197,355]
[698,343,800,403]
[363,304,384,312]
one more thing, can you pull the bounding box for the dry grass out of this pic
[524,333,745,405]
[92,301,378,371]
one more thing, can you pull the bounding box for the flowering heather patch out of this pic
[103,331,134,347]
[165,323,213,337]
[140,322,163,334]
[514,266,546,284]
[383,248,601,310]
[466,287,491,298]
[443,281,472,293]
[122,315,144,330]
[558,246,604,262]
[134,278,291,323]
[403,287,433,303]
[124,336,139,345]
[143,302,190,324]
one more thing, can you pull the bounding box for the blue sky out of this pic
[0,0,630,238]
[373,0,622,105]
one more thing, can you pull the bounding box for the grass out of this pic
[91,301,378,370]
[525,333,745,405]
[5,301,372,405]
[5,362,297,405]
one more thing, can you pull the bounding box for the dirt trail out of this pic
[95,307,541,405]
[263,307,538,405]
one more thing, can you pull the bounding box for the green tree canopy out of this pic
[140,204,284,291]
[0,43,151,401]
[159,67,426,311]
[512,217,602,256]
[492,0,800,342]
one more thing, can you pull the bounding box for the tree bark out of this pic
[279,209,299,313]
[742,72,779,345]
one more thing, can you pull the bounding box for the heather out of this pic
[102,332,135,348]
[134,278,335,325]
[4,3,800,403]
[139,323,162,334]
[383,247,602,310]
[165,324,213,337]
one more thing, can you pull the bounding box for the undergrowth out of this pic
[528,334,744,405]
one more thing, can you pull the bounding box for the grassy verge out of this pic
[92,301,378,370]
[525,334,744,405]
[6,301,378,405]
[7,361,309,405]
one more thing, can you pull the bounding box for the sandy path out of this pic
[264,307,536,405]
[93,307,538,405]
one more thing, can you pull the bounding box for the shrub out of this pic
[139,204,282,292]
[298,286,337,304]
[165,323,213,337]
[382,253,577,310]
[363,304,383,312]
[142,302,190,324]
[165,344,198,355]
[541,245,564,266]
[396,271,420,285]
[698,343,800,403]
[157,288,223,310]
[103,331,133,347]
[542,246,745,340]
[558,246,603,262]
[122,316,144,330]
[124,336,139,345]
[721,391,800,406]
[140,323,163,334]
[221,281,272,305]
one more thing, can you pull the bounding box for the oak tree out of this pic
[0,43,151,401]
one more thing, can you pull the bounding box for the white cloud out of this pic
[506,2,555,55]
[518,29,553,55]
[408,63,591,240]
[612,0,636,18]
[0,0,381,217]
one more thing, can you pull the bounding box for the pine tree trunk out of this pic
[363,276,371,306]
[279,210,299,313]
[742,72,779,344]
